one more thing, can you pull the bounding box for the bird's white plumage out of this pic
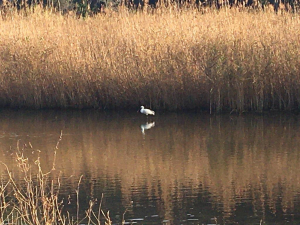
[140,106,155,116]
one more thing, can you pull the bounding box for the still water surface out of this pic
[0,110,300,224]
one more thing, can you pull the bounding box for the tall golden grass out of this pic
[0,144,113,225]
[0,7,300,112]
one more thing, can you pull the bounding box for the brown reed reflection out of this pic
[0,110,300,223]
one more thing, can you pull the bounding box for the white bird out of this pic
[140,106,155,116]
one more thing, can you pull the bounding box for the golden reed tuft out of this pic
[0,6,300,112]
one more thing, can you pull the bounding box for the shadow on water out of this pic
[0,109,300,224]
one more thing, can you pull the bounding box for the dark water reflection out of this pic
[0,110,300,224]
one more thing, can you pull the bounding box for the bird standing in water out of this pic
[140,106,155,116]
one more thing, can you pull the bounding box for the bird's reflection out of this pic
[141,122,155,135]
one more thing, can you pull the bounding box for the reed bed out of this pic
[0,7,300,112]
[0,150,112,225]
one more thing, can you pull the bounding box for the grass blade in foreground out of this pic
[0,149,112,225]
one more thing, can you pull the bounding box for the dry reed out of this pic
[0,7,300,112]
[0,145,112,225]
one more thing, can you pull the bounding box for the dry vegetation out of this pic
[0,7,300,112]
[0,149,113,225]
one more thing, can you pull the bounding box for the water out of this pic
[0,109,300,224]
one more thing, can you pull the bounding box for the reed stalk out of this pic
[0,146,111,225]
